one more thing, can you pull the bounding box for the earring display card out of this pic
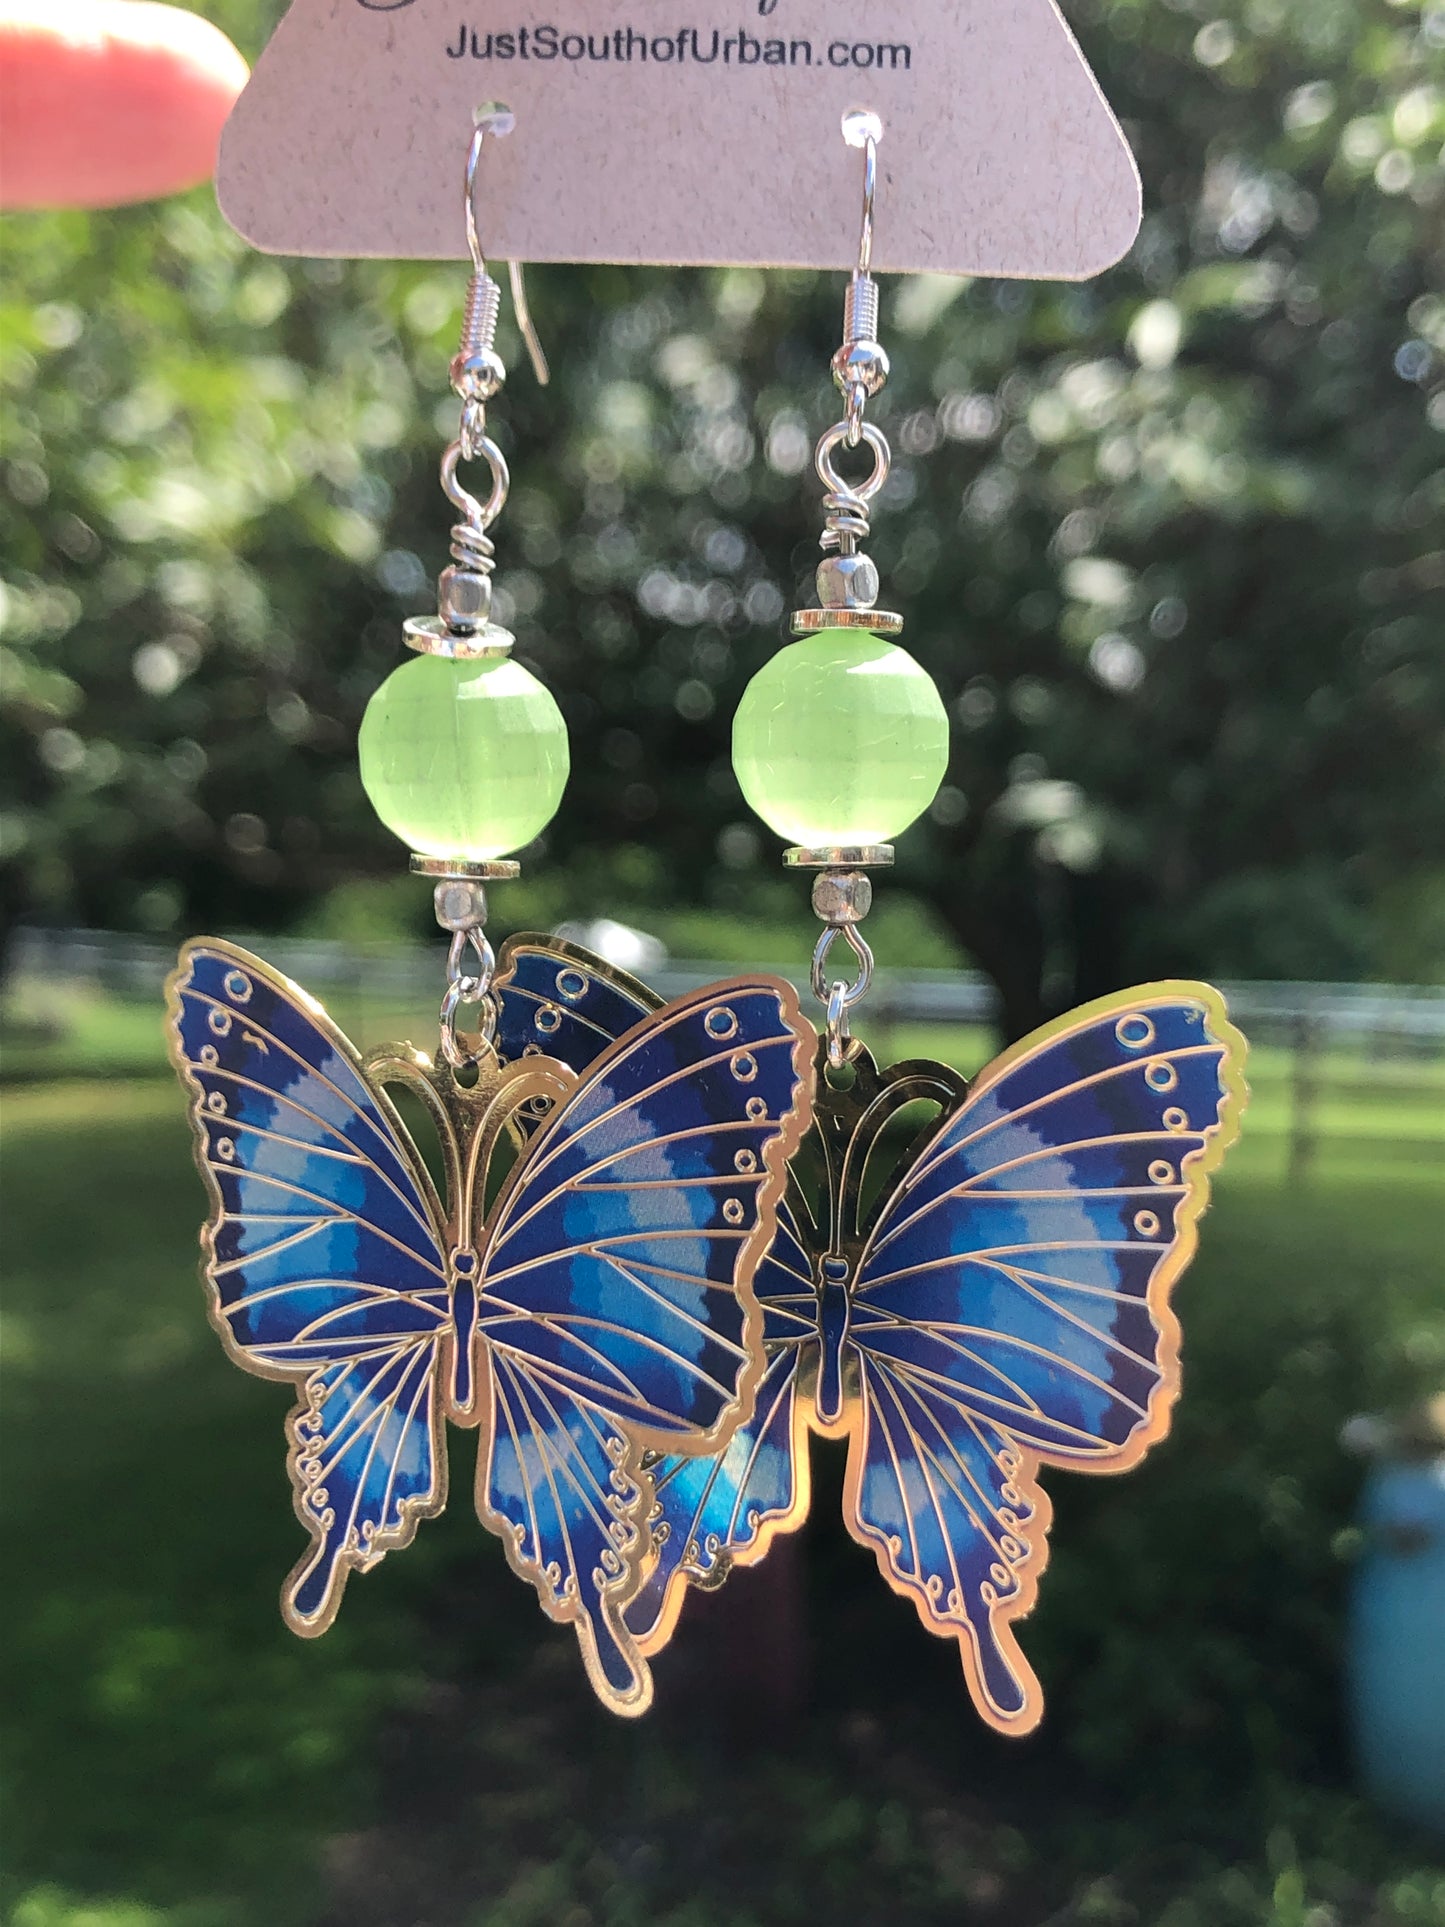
[217,0,1140,279]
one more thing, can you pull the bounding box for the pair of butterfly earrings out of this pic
[166,108,1249,1730]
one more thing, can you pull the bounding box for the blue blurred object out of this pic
[1347,1409,1445,1836]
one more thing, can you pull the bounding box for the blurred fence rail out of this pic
[5,927,1443,1185]
[10,925,1445,1035]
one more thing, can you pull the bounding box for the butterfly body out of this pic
[448,1254,479,1415]
[168,938,814,1715]
[813,1257,854,1428]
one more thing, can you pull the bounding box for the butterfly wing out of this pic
[475,978,814,1451]
[844,1355,1054,1729]
[625,1191,818,1654]
[844,983,1247,1731]
[492,935,673,1700]
[168,940,451,1635]
[493,935,660,1075]
[478,1347,658,1712]
[471,977,813,1707]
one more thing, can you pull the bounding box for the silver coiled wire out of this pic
[449,520,496,572]
[460,271,502,366]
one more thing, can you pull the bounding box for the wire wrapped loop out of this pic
[812,923,874,1068]
[815,422,891,502]
[440,927,497,1069]
[814,423,891,557]
[441,436,510,532]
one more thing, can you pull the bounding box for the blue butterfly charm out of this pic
[617,982,1249,1733]
[167,938,813,1715]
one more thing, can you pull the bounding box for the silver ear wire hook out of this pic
[508,262,550,388]
[463,113,550,388]
[853,111,877,279]
[788,108,899,645]
[835,110,888,447]
[414,109,553,642]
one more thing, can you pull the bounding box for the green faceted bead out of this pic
[732,629,949,845]
[358,652,569,860]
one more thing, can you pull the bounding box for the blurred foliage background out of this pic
[2,0,1443,1027]
[3,0,1445,1923]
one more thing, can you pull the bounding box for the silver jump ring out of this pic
[439,979,497,1069]
[441,436,510,531]
[815,422,890,504]
[825,980,866,1069]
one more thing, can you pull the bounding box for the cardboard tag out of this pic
[217,0,1140,278]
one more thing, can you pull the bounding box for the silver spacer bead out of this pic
[433,879,488,931]
[811,871,873,926]
[438,563,493,632]
[817,553,880,611]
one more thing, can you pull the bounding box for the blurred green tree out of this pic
[1,0,1442,1030]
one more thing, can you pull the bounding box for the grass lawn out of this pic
[2,1032,1443,1923]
